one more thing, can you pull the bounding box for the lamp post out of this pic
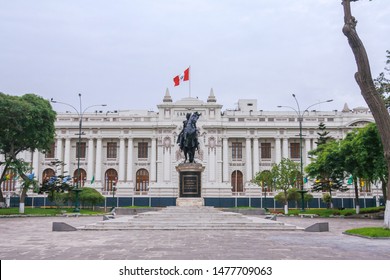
[51,94,106,212]
[278,94,333,211]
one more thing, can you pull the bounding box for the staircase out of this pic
[79,206,303,231]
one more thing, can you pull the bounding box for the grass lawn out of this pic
[285,207,385,217]
[0,207,103,216]
[345,227,390,238]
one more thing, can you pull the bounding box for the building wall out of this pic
[1,94,377,200]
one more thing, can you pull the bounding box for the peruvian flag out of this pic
[173,67,190,86]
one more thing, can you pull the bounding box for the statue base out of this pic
[176,163,205,198]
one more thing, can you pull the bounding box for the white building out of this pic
[1,90,378,207]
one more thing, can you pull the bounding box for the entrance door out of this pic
[231,170,243,193]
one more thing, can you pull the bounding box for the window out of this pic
[104,169,118,191]
[45,143,56,159]
[42,168,55,184]
[136,169,149,192]
[1,169,17,192]
[73,168,87,187]
[261,143,271,159]
[232,142,242,160]
[76,142,86,158]
[107,142,117,159]
[231,170,243,192]
[138,142,148,159]
[290,143,300,159]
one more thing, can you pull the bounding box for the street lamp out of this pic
[278,94,333,211]
[51,94,106,212]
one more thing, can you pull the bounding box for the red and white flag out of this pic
[173,67,190,86]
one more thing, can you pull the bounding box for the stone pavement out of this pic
[0,214,389,260]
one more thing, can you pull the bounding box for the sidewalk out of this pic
[0,215,389,260]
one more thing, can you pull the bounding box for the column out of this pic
[163,139,171,182]
[282,137,289,159]
[253,138,259,177]
[95,138,102,181]
[87,138,94,181]
[150,138,157,182]
[32,150,40,180]
[208,139,216,182]
[55,138,63,174]
[223,138,229,182]
[246,138,252,182]
[127,138,133,182]
[275,138,281,164]
[55,138,63,161]
[64,138,71,174]
[118,137,126,181]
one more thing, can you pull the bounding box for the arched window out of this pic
[1,169,17,192]
[231,170,243,193]
[42,168,55,184]
[104,169,118,191]
[73,168,87,187]
[136,169,149,192]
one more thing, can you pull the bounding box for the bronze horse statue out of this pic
[177,112,201,163]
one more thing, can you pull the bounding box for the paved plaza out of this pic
[0,214,389,260]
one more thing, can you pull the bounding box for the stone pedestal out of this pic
[176,163,205,197]
[175,163,205,206]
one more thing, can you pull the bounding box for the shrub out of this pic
[78,187,105,209]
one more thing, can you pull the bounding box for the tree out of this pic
[348,124,388,202]
[340,130,364,213]
[39,160,73,208]
[253,170,274,191]
[315,122,331,147]
[306,140,347,208]
[78,187,105,210]
[342,0,390,228]
[271,158,300,214]
[374,50,390,108]
[0,93,56,213]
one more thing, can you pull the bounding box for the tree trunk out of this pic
[354,180,360,214]
[342,0,390,228]
[381,178,387,202]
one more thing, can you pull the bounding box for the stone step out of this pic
[79,206,303,231]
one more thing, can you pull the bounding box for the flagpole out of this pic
[189,65,191,98]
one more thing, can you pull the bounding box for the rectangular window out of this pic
[76,142,86,158]
[261,143,271,159]
[138,142,148,159]
[107,142,117,159]
[232,142,242,160]
[45,143,56,159]
[290,143,300,159]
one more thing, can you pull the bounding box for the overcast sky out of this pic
[1,0,389,113]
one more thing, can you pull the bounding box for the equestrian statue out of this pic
[177,112,201,163]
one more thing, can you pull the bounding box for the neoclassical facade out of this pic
[1,90,377,203]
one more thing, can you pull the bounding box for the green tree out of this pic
[356,124,388,202]
[253,170,274,192]
[271,158,299,214]
[374,50,390,108]
[342,0,390,228]
[78,187,105,210]
[306,140,346,208]
[0,93,56,212]
[39,160,73,208]
[315,122,331,147]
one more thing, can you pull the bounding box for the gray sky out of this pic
[1,0,389,113]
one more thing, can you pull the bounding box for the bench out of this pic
[298,213,318,218]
